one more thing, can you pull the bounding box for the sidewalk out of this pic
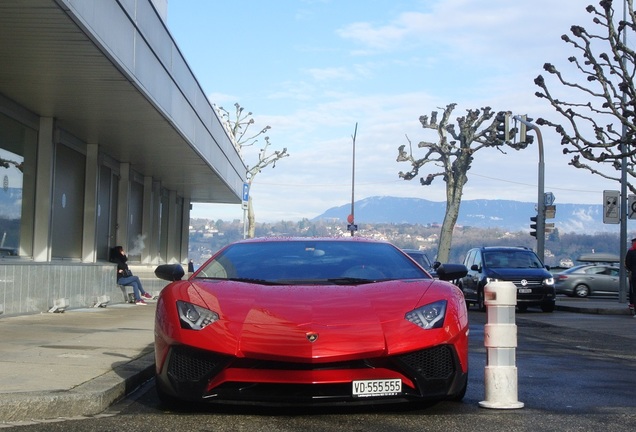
[0,296,631,424]
[0,302,156,424]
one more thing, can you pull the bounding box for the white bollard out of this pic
[478,281,524,409]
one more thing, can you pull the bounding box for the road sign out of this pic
[545,205,556,219]
[603,190,620,224]
[544,192,555,206]
[629,194,636,219]
[242,183,249,210]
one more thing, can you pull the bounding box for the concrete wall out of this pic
[0,262,173,316]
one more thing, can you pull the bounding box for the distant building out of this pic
[0,0,246,315]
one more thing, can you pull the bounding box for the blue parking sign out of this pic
[242,183,249,202]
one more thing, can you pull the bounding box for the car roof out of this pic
[473,246,533,252]
[235,236,391,245]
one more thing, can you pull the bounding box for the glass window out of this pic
[195,240,428,283]
[0,112,37,258]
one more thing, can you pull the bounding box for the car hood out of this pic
[485,268,551,280]
[173,278,447,361]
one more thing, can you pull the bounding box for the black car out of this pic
[458,246,555,312]
[402,249,438,277]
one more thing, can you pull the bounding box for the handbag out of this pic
[123,269,133,277]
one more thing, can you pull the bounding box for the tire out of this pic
[541,301,555,313]
[574,284,590,298]
[156,380,187,411]
[449,377,468,402]
[477,288,486,311]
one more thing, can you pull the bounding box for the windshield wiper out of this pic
[326,277,377,285]
[195,277,281,285]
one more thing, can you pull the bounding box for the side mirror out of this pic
[436,263,468,281]
[155,264,185,281]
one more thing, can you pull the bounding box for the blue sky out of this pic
[167,0,619,222]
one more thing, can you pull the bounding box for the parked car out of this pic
[402,248,438,277]
[458,246,556,312]
[555,264,621,298]
[154,237,469,407]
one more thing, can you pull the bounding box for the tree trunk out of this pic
[437,197,461,263]
[247,196,256,238]
[437,162,468,263]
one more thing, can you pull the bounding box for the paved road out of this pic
[3,304,635,431]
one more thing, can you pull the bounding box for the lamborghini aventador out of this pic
[154,237,469,408]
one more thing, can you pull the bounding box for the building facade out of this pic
[0,0,245,315]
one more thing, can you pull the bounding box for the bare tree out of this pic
[534,0,636,191]
[397,104,529,263]
[216,103,289,237]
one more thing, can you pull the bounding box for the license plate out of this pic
[352,379,401,397]
[518,288,532,294]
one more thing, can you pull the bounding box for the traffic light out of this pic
[495,111,510,142]
[519,115,535,144]
[530,216,538,238]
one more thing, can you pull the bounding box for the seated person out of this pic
[109,246,152,305]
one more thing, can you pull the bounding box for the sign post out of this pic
[603,190,620,224]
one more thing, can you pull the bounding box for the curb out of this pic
[555,304,630,316]
[0,353,155,423]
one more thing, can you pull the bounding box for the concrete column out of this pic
[116,162,130,248]
[165,190,179,263]
[180,197,191,265]
[148,180,162,265]
[82,143,99,262]
[32,117,54,262]
[141,176,153,265]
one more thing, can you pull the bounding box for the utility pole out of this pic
[514,116,545,262]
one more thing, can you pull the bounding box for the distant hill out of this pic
[313,196,611,234]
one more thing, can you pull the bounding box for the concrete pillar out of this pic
[165,190,179,263]
[116,162,130,248]
[141,176,154,265]
[82,143,99,262]
[32,117,54,262]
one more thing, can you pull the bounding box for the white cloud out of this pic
[170,0,625,223]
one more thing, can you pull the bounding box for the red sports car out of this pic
[154,237,469,407]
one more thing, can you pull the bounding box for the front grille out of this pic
[397,345,455,379]
[509,279,544,288]
[163,344,462,403]
[168,346,227,382]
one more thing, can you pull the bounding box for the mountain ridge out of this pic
[313,196,610,233]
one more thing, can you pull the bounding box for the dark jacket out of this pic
[109,247,130,281]
[625,248,636,273]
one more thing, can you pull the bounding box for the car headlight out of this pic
[177,300,219,330]
[543,277,555,286]
[405,300,447,330]
[486,277,501,284]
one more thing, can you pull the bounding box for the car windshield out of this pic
[483,250,544,268]
[194,240,430,285]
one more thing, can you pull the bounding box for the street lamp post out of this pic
[514,116,545,262]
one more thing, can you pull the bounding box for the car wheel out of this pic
[156,380,187,410]
[477,289,486,311]
[541,301,555,313]
[574,284,590,298]
[458,283,472,309]
[449,378,468,402]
